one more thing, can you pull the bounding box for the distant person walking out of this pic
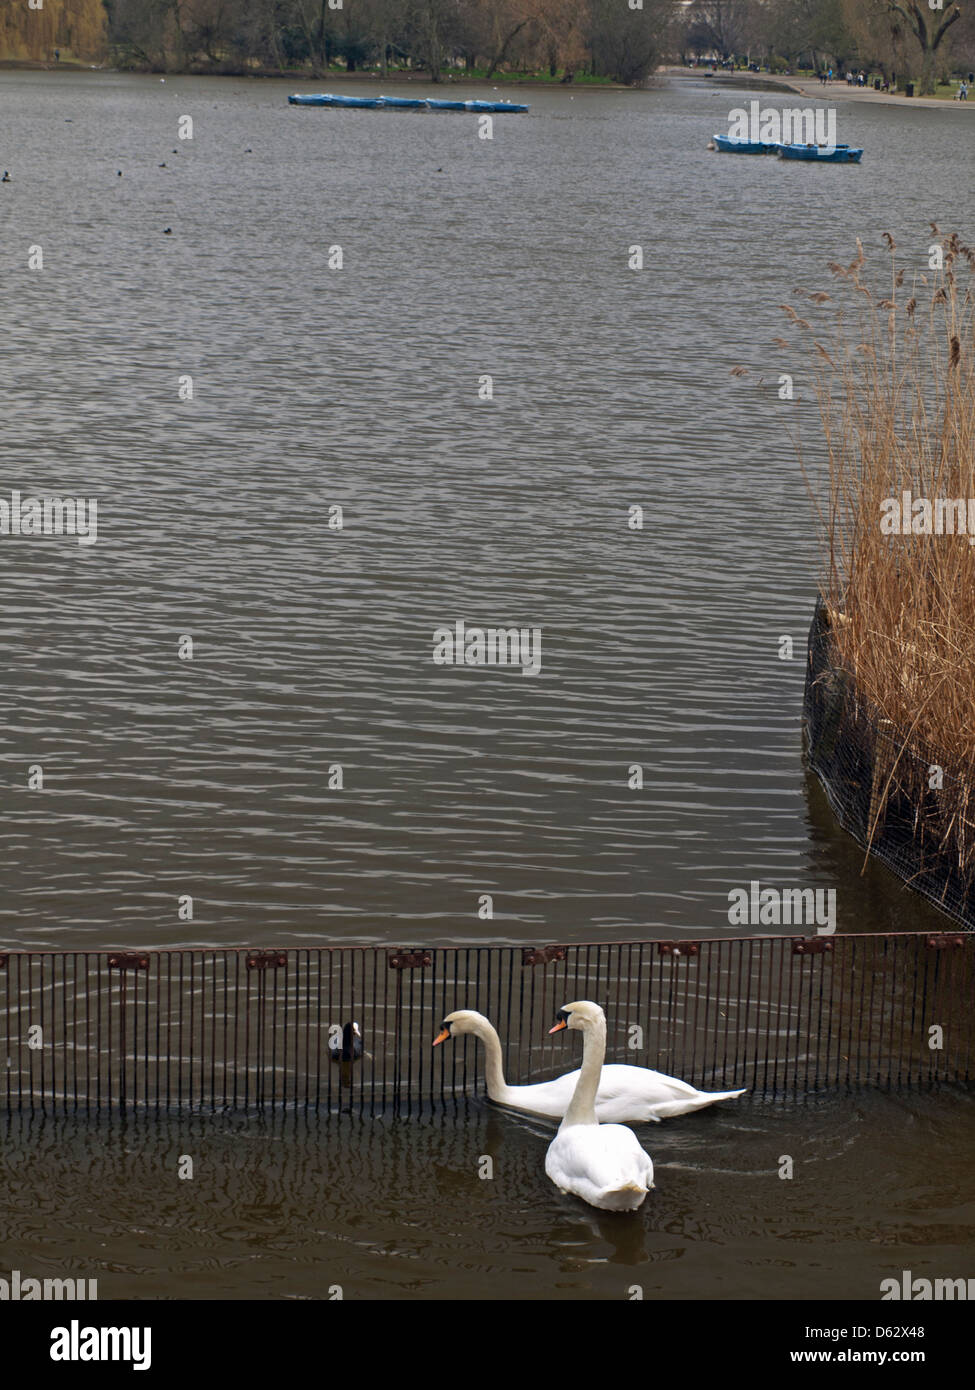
[54,49,60,62]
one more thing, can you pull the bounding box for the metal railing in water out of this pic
[1,933,972,1114]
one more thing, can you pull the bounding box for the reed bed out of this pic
[790,227,975,881]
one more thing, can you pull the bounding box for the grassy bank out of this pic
[0,57,94,70]
[0,55,630,87]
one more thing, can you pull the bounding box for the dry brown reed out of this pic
[793,229,975,875]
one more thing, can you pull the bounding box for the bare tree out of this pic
[684,0,754,60]
[288,0,339,73]
[882,0,962,92]
[481,0,535,78]
[402,0,460,80]
[91,0,694,81]
[105,0,179,68]
[587,0,672,83]
[531,0,588,76]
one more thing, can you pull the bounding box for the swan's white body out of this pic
[545,1002,655,1212]
[433,1010,745,1123]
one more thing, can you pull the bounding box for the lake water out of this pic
[0,69,972,1300]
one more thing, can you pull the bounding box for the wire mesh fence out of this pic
[1,933,972,1114]
[804,596,975,931]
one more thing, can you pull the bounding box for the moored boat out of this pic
[776,142,863,162]
[712,132,778,154]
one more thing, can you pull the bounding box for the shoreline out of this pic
[659,66,799,95]
[0,58,93,70]
[786,74,975,110]
[0,58,628,89]
[663,65,975,111]
[7,57,973,109]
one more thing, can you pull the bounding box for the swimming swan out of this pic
[545,1001,655,1212]
[432,1009,745,1122]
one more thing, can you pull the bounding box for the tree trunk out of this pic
[264,0,284,72]
[485,20,528,80]
[425,12,442,81]
[888,2,962,97]
[317,0,327,72]
[169,0,190,68]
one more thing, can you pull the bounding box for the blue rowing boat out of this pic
[288,92,529,113]
[776,143,863,162]
[712,133,777,154]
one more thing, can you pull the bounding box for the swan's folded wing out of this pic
[600,1064,703,1103]
[595,1124,654,1188]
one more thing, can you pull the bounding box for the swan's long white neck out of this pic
[560,1015,605,1129]
[469,1018,512,1102]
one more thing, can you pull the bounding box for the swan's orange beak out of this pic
[548,1019,567,1034]
[433,1027,450,1046]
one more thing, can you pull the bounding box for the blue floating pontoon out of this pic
[458,98,528,112]
[288,93,380,108]
[288,92,529,113]
[376,96,428,109]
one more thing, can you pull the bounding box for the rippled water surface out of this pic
[2,70,972,948]
[3,1090,974,1301]
[1,71,973,1299]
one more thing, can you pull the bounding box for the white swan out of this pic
[545,1001,655,1212]
[432,1009,746,1122]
